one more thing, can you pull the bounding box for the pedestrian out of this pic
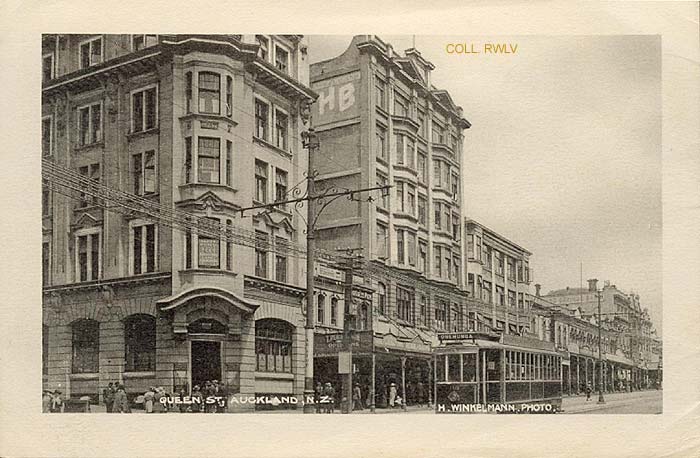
[144,387,155,413]
[585,382,592,401]
[416,381,425,407]
[217,382,228,413]
[352,383,364,411]
[103,382,115,413]
[314,382,323,414]
[178,387,188,413]
[323,382,335,414]
[113,384,131,413]
[191,385,203,413]
[389,382,398,408]
[50,390,63,413]
[42,390,52,413]
[204,381,216,413]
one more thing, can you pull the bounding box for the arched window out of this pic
[255,319,293,373]
[124,314,156,372]
[358,303,369,331]
[377,282,386,315]
[317,294,325,325]
[72,319,99,374]
[330,297,338,326]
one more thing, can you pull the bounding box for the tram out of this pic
[433,331,563,413]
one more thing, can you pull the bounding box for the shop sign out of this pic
[314,331,373,356]
[198,238,219,266]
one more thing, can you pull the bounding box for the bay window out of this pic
[275,45,289,74]
[198,217,221,269]
[198,137,220,184]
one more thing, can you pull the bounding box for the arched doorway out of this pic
[188,318,228,390]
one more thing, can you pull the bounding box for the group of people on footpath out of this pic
[314,382,336,413]
[42,390,64,413]
[102,382,132,413]
[186,380,228,413]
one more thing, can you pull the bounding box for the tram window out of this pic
[486,350,501,381]
[505,351,511,380]
[462,353,477,382]
[448,354,461,382]
[436,355,446,382]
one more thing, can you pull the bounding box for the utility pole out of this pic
[596,285,605,404]
[302,129,319,414]
[337,249,363,414]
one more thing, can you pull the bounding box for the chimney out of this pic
[535,284,541,297]
[587,279,598,292]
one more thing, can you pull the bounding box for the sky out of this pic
[308,35,662,333]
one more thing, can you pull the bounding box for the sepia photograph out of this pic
[40,33,662,416]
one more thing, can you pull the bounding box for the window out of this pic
[132,34,157,51]
[376,223,388,259]
[226,219,233,271]
[255,99,269,140]
[226,76,233,117]
[433,160,441,187]
[131,86,158,132]
[396,230,405,264]
[434,201,442,230]
[453,256,460,283]
[496,252,504,276]
[274,45,289,73]
[376,125,387,162]
[185,72,193,113]
[71,319,99,373]
[451,133,459,151]
[376,173,389,209]
[395,181,404,212]
[78,103,102,146]
[419,294,427,325]
[435,299,447,330]
[42,185,51,216]
[255,160,268,202]
[317,295,325,324]
[184,137,192,183]
[397,286,413,322]
[185,227,193,269]
[394,134,404,165]
[255,231,268,277]
[43,324,49,377]
[275,168,288,206]
[377,282,386,315]
[225,141,233,186]
[199,218,220,268]
[198,137,220,184]
[407,185,416,216]
[330,297,338,326]
[443,205,450,233]
[256,35,269,60]
[419,241,427,273]
[451,173,459,200]
[508,290,516,308]
[124,314,156,372]
[407,232,416,266]
[375,79,386,109]
[133,150,156,195]
[131,223,157,275]
[417,152,427,182]
[275,110,288,150]
[418,110,427,138]
[476,236,482,261]
[434,245,442,277]
[394,92,408,117]
[445,254,452,280]
[483,281,492,303]
[497,286,505,306]
[452,215,460,240]
[42,53,54,83]
[42,241,51,286]
[256,319,292,373]
[198,72,220,114]
[507,257,516,280]
[76,229,101,282]
[417,195,427,225]
[275,237,287,283]
[432,124,445,144]
[79,36,102,69]
[406,137,415,169]
[467,235,475,258]
[42,117,52,156]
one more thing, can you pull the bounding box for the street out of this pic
[561,390,662,414]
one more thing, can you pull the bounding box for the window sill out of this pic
[376,105,389,117]
[73,141,104,152]
[180,113,238,128]
[123,371,156,378]
[252,136,293,159]
[127,126,160,140]
[179,183,238,194]
[376,206,389,216]
[376,157,389,167]
[70,373,99,380]
[254,371,294,380]
[180,268,238,277]
[393,164,418,176]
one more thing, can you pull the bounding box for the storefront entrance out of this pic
[191,340,222,389]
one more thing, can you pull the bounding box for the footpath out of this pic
[560,389,661,414]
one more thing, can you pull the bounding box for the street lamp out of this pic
[595,283,605,404]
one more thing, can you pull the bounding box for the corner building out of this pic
[309,36,471,407]
[41,34,316,410]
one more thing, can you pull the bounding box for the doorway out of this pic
[191,340,222,389]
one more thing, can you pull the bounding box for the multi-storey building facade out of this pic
[463,219,533,335]
[309,35,471,407]
[41,34,317,410]
[530,281,662,395]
